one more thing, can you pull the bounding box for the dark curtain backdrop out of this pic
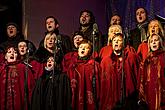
[0,0,165,46]
[105,0,165,32]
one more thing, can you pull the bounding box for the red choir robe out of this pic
[0,61,35,110]
[99,44,136,62]
[62,51,78,73]
[0,52,4,63]
[100,47,139,110]
[137,41,148,62]
[139,50,165,110]
[67,57,100,110]
[99,45,113,61]
[30,60,44,80]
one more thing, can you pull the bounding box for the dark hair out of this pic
[109,14,122,26]
[135,7,148,23]
[6,22,20,32]
[72,31,85,40]
[4,44,18,54]
[45,16,59,25]
[79,9,95,24]
[45,16,59,35]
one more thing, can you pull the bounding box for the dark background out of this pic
[0,0,22,43]
[0,0,165,47]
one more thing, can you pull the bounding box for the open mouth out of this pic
[153,45,157,48]
[152,30,155,33]
[49,43,53,46]
[48,26,52,28]
[139,16,142,20]
[9,30,13,34]
[115,44,118,47]
[81,19,86,23]
[81,51,84,54]
[10,56,14,59]
[48,64,52,67]
[21,50,24,52]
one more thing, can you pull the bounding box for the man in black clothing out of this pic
[0,22,24,52]
[78,9,102,52]
[39,16,72,55]
[130,7,148,51]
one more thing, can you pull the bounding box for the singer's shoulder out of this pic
[59,33,70,38]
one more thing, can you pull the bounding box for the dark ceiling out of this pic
[0,0,22,43]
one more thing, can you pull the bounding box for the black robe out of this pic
[31,70,72,110]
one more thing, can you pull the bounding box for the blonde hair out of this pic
[147,19,165,39]
[107,25,122,45]
[148,34,165,52]
[44,33,56,49]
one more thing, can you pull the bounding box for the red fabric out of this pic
[30,60,44,80]
[0,62,35,110]
[137,42,148,62]
[62,51,78,73]
[0,52,4,63]
[99,47,139,110]
[67,58,100,110]
[99,45,113,61]
[139,50,165,109]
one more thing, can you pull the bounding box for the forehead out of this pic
[48,56,54,60]
[7,25,16,28]
[149,20,159,26]
[18,41,26,45]
[111,15,120,19]
[151,35,159,39]
[79,43,90,47]
[74,35,83,38]
[112,35,123,40]
[136,8,145,13]
[7,47,15,51]
[46,18,55,22]
[81,11,90,16]
[46,34,56,39]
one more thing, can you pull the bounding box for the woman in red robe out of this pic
[17,40,44,81]
[138,34,165,110]
[100,33,139,110]
[66,40,100,110]
[137,19,165,62]
[62,31,84,73]
[0,45,35,110]
[99,25,122,62]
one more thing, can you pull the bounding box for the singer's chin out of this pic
[81,23,90,27]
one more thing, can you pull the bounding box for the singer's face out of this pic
[46,33,56,49]
[46,56,55,70]
[78,43,91,58]
[110,15,121,25]
[5,47,18,63]
[80,12,91,26]
[108,25,122,40]
[46,18,56,32]
[149,20,159,35]
[149,34,160,52]
[136,8,147,23]
[112,36,123,52]
[7,25,17,38]
[18,41,27,56]
[73,35,83,48]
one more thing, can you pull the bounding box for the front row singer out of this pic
[99,33,139,110]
